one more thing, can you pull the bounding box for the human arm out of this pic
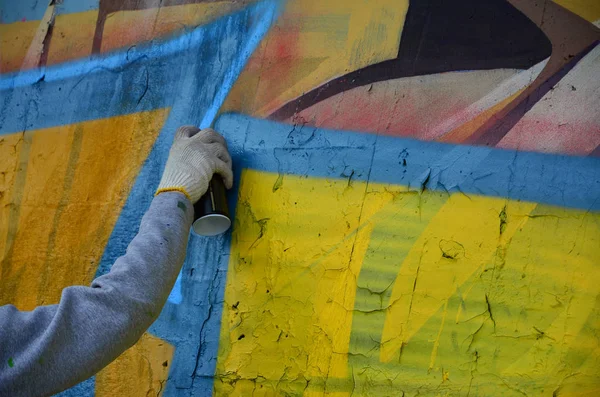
[0,126,233,396]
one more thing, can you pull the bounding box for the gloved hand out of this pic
[156,126,233,203]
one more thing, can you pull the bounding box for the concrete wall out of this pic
[1,0,599,395]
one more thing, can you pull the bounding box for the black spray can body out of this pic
[192,176,231,236]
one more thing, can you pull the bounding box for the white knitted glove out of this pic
[157,126,233,203]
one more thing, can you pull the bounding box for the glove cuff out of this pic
[157,167,210,203]
[155,186,192,202]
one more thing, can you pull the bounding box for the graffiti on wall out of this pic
[1,0,599,395]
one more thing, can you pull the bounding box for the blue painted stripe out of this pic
[0,0,98,24]
[169,2,277,305]
[0,2,279,395]
[1,0,46,24]
[1,1,597,395]
[198,4,276,129]
[0,0,281,136]
[0,2,281,135]
[89,2,281,395]
[53,376,95,397]
[0,6,235,92]
[55,0,99,16]
[215,114,600,211]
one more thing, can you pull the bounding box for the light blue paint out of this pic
[198,2,275,129]
[0,0,279,136]
[89,2,281,395]
[214,114,600,211]
[0,0,98,24]
[165,0,277,307]
[167,272,184,305]
[53,376,95,397]
[2,0,598,395]
[56,0,99,16]
[1,6,247,93]
[0,0,46,24]
[0,1,280,395]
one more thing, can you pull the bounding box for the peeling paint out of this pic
[1,0,599,396]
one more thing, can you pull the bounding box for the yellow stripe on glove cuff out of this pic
[155,186,192,202]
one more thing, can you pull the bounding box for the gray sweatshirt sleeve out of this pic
[0,191,194,397]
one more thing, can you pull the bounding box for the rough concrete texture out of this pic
[1,0,599,396]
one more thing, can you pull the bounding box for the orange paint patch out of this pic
[96,333,174,397]
[438,91,521,144]
[0,134,25,264]
[100,2,249,54]
[220,21,304,116]
[0,109,169,310]
[1,2,251,73]
[222,0,408,117]
[0,20,39,73]
[46,10,97,66]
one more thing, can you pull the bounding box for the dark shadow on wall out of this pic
[270,0,600,151]
[270,0,553,120]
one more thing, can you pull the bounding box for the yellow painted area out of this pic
[1,2,599,396]
[380,195,537,362]
[500,206,600,390]
[215,170,398,395]
[215,170,600,395]
[1,128,72,308]
[554,0,600,22]
[0,109,169,310]
[46,10,98,66]
[0,20,39,72]
[221,0,408,116]
[0,134,25,261]
[0,2,249,73]
[390,203,600,396]
[101,2,250,54]
[95,333,174,397]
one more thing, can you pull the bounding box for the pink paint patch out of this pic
[498,45,600,156]
[21,17,27,22]
[290,70,517,141]
[497,118,600,156]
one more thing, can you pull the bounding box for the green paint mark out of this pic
[347,192,447,375]
[272,173,284,192]
[177,201,187,213]
[8,357,14,368]
[499,204,508,236]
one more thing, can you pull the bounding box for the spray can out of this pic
[192,175,231,236]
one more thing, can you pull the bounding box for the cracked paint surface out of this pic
[1,0,600,396]
[216,172,600,395]
[211,116,600,396]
